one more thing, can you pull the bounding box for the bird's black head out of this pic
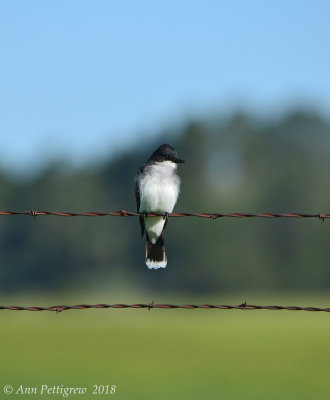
[148,144,185,164]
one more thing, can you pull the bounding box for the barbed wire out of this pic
[1,210,328,315]
[0,209,329,220]
[1,302,330,313]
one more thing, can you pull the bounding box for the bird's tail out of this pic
[145,232,167,269]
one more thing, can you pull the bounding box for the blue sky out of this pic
[1,1,329,172]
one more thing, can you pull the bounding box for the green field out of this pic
[1,295,330,399]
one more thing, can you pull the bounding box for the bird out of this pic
[135,144,184,269]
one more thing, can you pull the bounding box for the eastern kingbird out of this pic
[135,144,184,269]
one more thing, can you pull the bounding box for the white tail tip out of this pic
[146,260,167,269]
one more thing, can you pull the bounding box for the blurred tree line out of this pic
[1,109,330,295]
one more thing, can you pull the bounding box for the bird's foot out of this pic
[140,212,147,220]
[163,212,170,222]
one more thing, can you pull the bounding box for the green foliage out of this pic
[0,109,330,293]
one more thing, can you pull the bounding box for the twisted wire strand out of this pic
[0,209,329,220]
[1,211,329,314]
[0,303,330,313]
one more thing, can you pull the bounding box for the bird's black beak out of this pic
[173,157,185,163]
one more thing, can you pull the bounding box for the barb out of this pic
[0,209,329,220]
[0,303,330,312]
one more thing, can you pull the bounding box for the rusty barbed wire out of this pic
[0,209,329,220]
[0,302,330,313]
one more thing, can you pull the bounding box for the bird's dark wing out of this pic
[135,166,145,237]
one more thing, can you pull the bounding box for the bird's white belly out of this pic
[138,163,180,244]
[140,180,178,244]
[145,216,166,244]
[140,179,178,213]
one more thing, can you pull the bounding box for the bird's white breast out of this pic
[138,161,181,244]
[138,161,180,213]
